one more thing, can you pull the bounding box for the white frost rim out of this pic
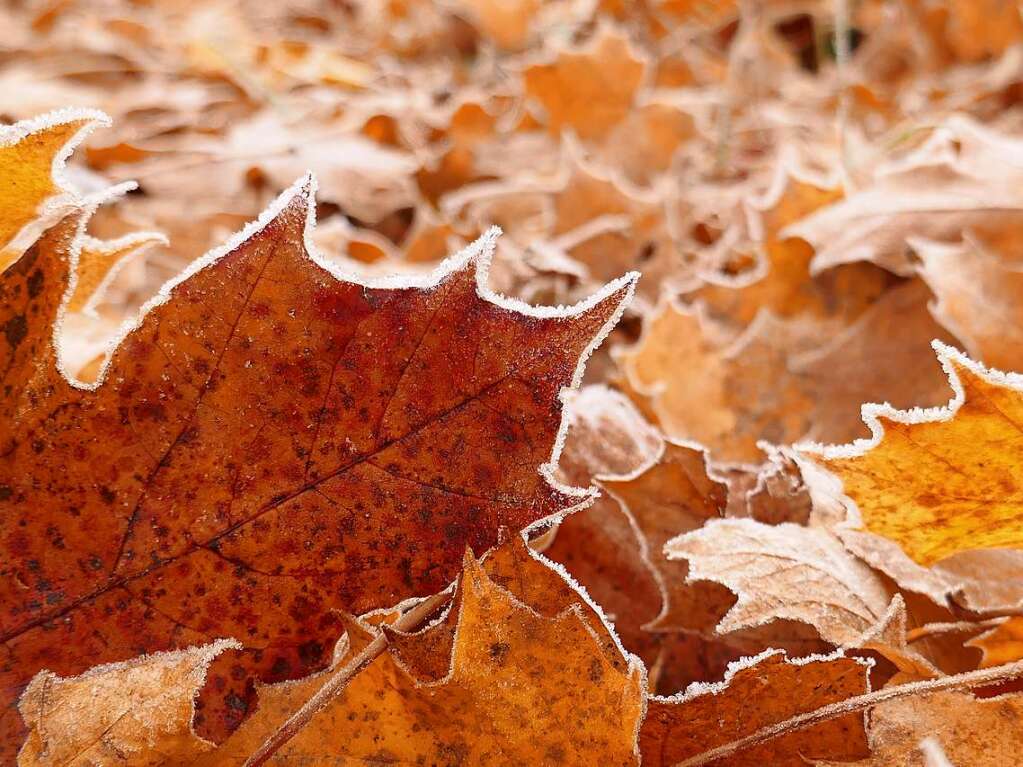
[649,645,873,705]
[76,231,169,317]
[795,339,1023,536]
[798,339,1023,462]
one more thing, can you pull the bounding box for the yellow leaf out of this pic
[806,341,1023,566]
[966,616,1023,668]
[0,110,107,267]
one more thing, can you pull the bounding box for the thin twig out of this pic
[670,659,1023,767]
[243,590,450,767]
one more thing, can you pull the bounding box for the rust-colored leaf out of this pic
[640,650,871,766]
[0,179,635,750]
[543,385,668,662]
[601,441,736,633]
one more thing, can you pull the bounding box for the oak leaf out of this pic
[0,177,635,749]
[805,341,1023,566]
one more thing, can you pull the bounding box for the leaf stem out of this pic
[243,590,450,767]
[670,658,1023,767]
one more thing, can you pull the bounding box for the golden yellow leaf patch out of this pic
[807,341,1023,566]
[0,111,106,267]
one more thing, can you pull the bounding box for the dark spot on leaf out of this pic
[26,269,44,298]
[4,314,27,349]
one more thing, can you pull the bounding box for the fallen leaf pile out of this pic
[4,1,1023,764]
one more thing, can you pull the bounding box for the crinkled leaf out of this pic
[665,517,891,645]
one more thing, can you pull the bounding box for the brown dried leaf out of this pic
[820,690,1023,766]
[688,170,893,333]
[544,385,667,662]
[619,280,957,462]
[788,117,1023,276]
[665,518,892,646]
[601,441,736,633]
[640,650,871,767]
[915,233,1023,372]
